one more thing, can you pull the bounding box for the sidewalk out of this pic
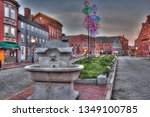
[7,84,108,100]
[1,62,35,70]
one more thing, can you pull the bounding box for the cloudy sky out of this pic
[16,0,150,45]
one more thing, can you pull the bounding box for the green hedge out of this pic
[74,55,115,79]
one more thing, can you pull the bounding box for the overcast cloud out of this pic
[16,0,150,45]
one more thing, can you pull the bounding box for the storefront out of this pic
[0,42,20,64]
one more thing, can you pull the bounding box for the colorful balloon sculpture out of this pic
[82,1,101,36]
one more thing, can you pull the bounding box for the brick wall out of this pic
[142,40,150,57]
[136,16,150,56]
[68,35,96,55]
[16,7,19,44]
[120,36,129,55]
[0,0,4,42]
[33,13,62,40]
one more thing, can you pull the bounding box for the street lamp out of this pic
[135,47,138,57]
[31,37,36,63]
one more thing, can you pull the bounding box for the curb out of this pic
[105,58,118,100]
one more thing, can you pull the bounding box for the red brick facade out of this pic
[67,35,96,55]
[135,16,150,57]
[119,36,129,55]
[0,0,20,64]
[67,35,128,56]
[0,0,4,42]
[95,36,128,56]
[95,41,112,55]
[33,13,63,40]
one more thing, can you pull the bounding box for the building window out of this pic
[39,29,42,34]
[39,39,41,44]
[35,28,38,33]
[27,24,30,30]
[31,26,34,32]
[36,38,38,44]
[11,27,16,37]
[4,6,9,17]
[21,22,24,29]
[39,17,43,22]
[43,39,45,43]
[4,5,16,20]
[4,25,16,37]
[26,35,30,44]
[11,8,16,19]
[4,25,9,36]
[21,34,25,43]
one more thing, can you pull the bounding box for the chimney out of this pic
[146,15,150,24]
[24,8,31,20]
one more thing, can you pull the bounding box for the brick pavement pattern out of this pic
[8,84,108,100]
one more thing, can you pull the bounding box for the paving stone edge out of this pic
[105,58,118,100]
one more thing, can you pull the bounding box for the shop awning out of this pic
[0,42,20,49]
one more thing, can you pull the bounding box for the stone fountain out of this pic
[25,40,84,100]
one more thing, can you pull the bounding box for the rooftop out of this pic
[18,14,48,32]
[34,12,63,26]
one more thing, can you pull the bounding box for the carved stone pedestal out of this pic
[28,82,78,100]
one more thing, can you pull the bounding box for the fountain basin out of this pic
[25,64,84,82]
[25,64,84,100]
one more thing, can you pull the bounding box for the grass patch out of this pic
[74,55,115,79]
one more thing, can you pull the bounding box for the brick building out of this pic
[135,15,150,57]
[0,0,20,64]
[95,36,128,56]
[33,12,63,40]
[63,35,96,56]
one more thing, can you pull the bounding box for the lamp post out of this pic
[31,37,36,63]
[135,47,138,57]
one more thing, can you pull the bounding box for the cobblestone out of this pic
[112,56,150,100]
[0,67,34,99]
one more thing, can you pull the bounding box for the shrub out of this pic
[74,55,114,79]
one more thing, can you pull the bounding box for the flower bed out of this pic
[74,55,115,79]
